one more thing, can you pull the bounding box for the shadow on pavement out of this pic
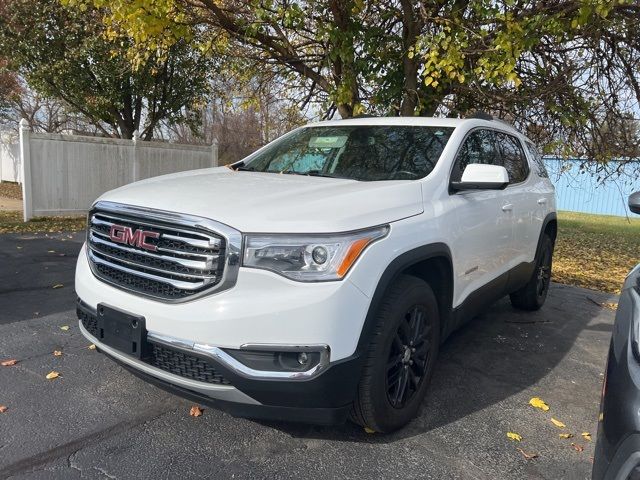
[258,283,613,444]
[0,231,84,324]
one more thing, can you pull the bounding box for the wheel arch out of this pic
[537,212,557,260]
[355,243,454,355]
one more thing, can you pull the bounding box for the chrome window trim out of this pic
[87,200,242,303]
[147,332,331,381]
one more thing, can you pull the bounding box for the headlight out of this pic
[242,225,389,281]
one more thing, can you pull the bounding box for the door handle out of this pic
[502,204,513,212]
[537,198,547,205]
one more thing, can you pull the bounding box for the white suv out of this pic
[75,116,556,432]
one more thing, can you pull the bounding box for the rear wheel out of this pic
[350,275,440,433]
[510,234,554,311]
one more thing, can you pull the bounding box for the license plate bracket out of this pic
[96,304,148,359]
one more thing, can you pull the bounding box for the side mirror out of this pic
[451,164,510,191]
[630,192,640,215]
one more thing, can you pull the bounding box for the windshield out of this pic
[242,125,454,181]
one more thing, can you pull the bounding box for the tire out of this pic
[510,234,554,311]
[350,274,440,433]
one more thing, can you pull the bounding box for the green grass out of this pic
[555,211,640,294]
[0,211,86,234]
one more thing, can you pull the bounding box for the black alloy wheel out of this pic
[386,305,433,409]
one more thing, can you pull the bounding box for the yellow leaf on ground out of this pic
[0,405,7,413]
[45,371,60,380]
[529,397,549,411]
[599,412,604,422]
[571,443,584,452]
[53,350,63,357]
[517,447,538,460]
[189,405,203,417]
[582,432,592,441]
[1,359,18,366]
[364,427,376,434]
[52,284,64,289]
[88,344,97,350]
[60,326,69,331]
[551,418,566,428]
[559,433,574,439]
[507,432,522,442]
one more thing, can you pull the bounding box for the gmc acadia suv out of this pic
[75,116,557,432]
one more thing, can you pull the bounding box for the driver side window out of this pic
[451,129,500,182]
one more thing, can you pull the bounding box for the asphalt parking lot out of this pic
[0,231,617,479]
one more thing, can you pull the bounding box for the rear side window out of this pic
[524,141,549,178]
[495,132,529,183]
[451,129,500,182]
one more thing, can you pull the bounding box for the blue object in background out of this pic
[543,158,640,217]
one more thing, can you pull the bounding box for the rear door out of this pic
[448,128,514,307]
[494,131,539,268]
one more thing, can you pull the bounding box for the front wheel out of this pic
[350,275,440,433]
[510,234,554,311]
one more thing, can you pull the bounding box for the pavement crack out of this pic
[95,466,118,479]
[0,402,175,479]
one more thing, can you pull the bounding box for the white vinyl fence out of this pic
[17,119,217,221]
[0,136,20,183]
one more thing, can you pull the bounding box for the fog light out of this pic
[311,246,328,264]
[297,352,309,365]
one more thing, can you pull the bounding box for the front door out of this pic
[448,128,514,309]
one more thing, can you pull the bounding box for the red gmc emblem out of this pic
[109,225,160,252]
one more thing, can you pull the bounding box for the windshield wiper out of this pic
[281,170,341,179]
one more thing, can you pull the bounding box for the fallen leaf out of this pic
[52,284,64,289]
[1,359,18,366]
[88,344,97,350]
[45,371,60,380]
[599,412,604,422]
[517,448,538,460]
[507,432,522,442]
[602,302,618,311]
[189,405,203,417]
[551,418,566,428]
[47,250,55,253]
[53,350,63,357]
[529,397,549,411]
[364,427,376,434]
[0,405,7,413]
[559,433,574,439]
[16,246,22,249]
[60,326,70,331]
[571,443,584,452]
[582,432,592,441]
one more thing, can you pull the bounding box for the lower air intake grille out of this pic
[148,343,231,385]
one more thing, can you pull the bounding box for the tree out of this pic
[64,0,640,159]
[0,0,213,139]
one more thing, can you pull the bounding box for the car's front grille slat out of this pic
[91,214,222,251]
[87,205,228,300]
[89,249,210,291]
[89,233,218,270]
[89,246,218,281]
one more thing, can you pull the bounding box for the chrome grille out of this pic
[87,202,241,301]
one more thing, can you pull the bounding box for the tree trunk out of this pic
[399,0,421,116]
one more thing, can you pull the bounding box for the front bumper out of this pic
[594,284,640,480]
[77,301,362,423]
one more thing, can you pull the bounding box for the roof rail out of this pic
[468,111,493,121]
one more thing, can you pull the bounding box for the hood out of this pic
[97,167,424,233]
